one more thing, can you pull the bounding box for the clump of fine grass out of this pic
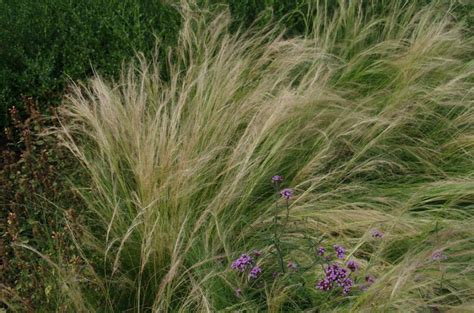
[45,0,473,311]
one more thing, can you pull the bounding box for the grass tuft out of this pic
[43,0,474,311]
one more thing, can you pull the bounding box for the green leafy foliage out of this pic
[0,0,181,128]
[0,99,85,311]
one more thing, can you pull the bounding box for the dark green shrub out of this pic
[0,0,181,129]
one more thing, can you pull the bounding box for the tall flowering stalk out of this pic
[272,175,286,273]
[281,188,292,228]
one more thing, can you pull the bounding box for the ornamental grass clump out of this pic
[39,0,474,311]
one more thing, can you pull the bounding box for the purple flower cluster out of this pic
[360,275,376,291]
[325,263,349,281]
[280,188,293,200]
[272,175,283,183]
[371,229,384,238]
[365,275,375,284]
[316,278,331,291]
[316,263,354,295]
[431,249,447,261]
[287,261,298,271]
[334,245,345,259]
[317,246,326,256]
[346,260,359,272]
[231,251,264,281]
[235,288,242,297]
[249,266,262,279]
[231,254,253,272]
[340,277,353,294]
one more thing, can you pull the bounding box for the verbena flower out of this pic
[317,263,353,295]
[365,275,375,284]
[334,245,345,259]
[249,265,262,279]
[339,277,353,295]
[280,188,293,200]
[231,254,253,272]
[235,288,242,297]
[317,246,326,256]
[272,175,283,183]
[252,250,261,258]
[431,249,447,261]
[272,271,279,279]
[361,275,375,291]
[316,278,331,291]
[371,229,384,238]
[287,261,298,270]
[347,260,358,272]
[325,263,348,282]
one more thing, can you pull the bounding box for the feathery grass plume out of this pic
[49,0,473,311]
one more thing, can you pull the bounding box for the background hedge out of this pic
[1,0,471,132]
[0,0,180,129]
[0,0,310,132]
